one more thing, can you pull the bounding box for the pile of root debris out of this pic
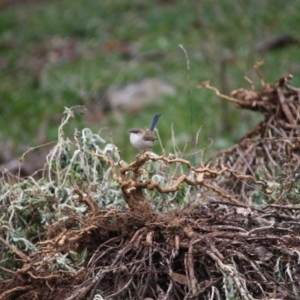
[2,70,300,300]
[203,67,300,204]
[2,202,300,300]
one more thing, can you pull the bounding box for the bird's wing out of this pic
[143,130,157,141]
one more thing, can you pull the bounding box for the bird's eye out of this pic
[129,129,139,134]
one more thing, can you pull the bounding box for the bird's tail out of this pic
[150,113,161,131]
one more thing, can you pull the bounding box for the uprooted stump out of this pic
[1,146,300,300]
[2,72,300,300]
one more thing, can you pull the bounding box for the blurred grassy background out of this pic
[0,0,300,163]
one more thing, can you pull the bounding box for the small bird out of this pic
[129,113,161,150]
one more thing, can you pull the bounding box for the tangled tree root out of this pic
[201,67,300,203]
[2,202,300,300]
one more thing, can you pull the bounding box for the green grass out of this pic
[1,0,300,162]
